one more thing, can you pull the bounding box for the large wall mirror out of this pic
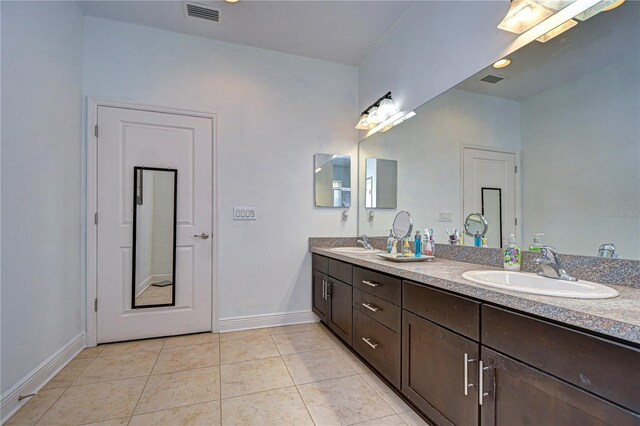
[315,154,352,207]
[359,2,639,260]
[132,167,177,308]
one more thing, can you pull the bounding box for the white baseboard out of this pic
[1,333,86,424]
[135,276,153,297]
[219,310,318,333]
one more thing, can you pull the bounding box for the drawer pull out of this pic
[361,303,379,312]
[362,337,378,349]
[464,353,476,396]
[362,280,379,288]
[479,361,490,405]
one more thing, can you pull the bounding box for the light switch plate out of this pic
[233,207,256,221]
[438,212,453,222]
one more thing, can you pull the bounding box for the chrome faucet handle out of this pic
[539,246,559,264]
[357,234,373,250]
[536,246,577,281]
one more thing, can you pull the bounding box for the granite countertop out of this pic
[310,247,640,345]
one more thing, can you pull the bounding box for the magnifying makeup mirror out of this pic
[392,211,413,239]
[464,213,489,237]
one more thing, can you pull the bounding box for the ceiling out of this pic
[77,0,415,66]
[455,0,639,101]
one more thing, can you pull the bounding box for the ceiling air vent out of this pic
[183,2,221,23]
[480,75,504,84]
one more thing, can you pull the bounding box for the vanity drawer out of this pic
[403,281,480,341]
[312,254,329,274]
[353,308,401,388]
[328,258,352,285]
[353,288,401,333]
[353,267,401,305]
[482,305,640,412]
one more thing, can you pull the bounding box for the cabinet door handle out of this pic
[464,353,476,396]
[362,280,379,288]
[321,280,326,299]
[479,361,490,405]
[361,303,379,312]
[326,282,331,299]
[361,337,378,349]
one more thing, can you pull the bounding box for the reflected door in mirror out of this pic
[132,167,177,308]
[315,154,351,207]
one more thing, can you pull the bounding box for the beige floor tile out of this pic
[135,366,220,415]
[100,339,165,357]
[220,334,279,364]
[81,417,131,426]
[42,358,94,390]
[398,411,430,426]
[282,348,357,385]
[332,342,372,374]
[361,373,411,414]
[152,343,219,374]
[75,346,105,359]
[220,357,294,399]
[74,351,158,386]
[268,323,321,335]
[6,388,65,426]
[219,328,270,341]
[37,377,146,425]
[297,375,395,426]
[272,330,332,355]
[130,401,221,426]
[164,332,219,348]
[352,414,408,425]
[221,387,313,426]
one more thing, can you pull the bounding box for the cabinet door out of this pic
[327,279,352,345]
[312,269,328,322]
[480,347,639,426]
[402,311,479,426]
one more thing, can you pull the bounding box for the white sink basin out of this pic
[462,270,619,299]
[330,247,380,254]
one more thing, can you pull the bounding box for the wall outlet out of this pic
[233,207,256,221]
[438,212,453,222]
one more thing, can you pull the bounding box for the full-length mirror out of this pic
[132,167,177,308]
[315,154,351,207]
[359,2,639,260]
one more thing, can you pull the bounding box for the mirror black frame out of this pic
[131,166,178,309]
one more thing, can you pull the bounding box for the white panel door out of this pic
[463,147,516,248]
[97,106,213,343]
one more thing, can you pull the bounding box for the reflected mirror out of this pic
[464,213,489,238]
[365,158,398,208]
[132,167,177,308]
[358,2,640,260]
[392,211,413,239]
[315,154,351,207]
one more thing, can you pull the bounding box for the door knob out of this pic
[193,232,210,240]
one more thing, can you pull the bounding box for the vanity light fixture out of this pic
[493,58,512,69]
[536,18,577,42]
[355,92,399,130]
[498,0,554,34]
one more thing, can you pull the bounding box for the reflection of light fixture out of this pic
[493,58,511,69]
[603,0,624,11]
[536,18,577,42]
[367,110,415,137]
[574,0,624,20]
[315,167,322,173]
[355,92,399,130]
[498,0,554,34]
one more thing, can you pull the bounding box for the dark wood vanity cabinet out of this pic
[312,253,640,426]
[312,254,352,345]
[480,347,638,426]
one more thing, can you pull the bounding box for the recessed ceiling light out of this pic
[493,58,511,69]
[225,0,239,3]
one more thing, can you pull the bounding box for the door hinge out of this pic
[94,125,98,138]
[94,212,98,225]
[94,298,98,312]
[515,218,518,226]
[515,165,518,173]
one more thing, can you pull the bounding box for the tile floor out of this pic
[134,284,173,306]
[7,323,429,426]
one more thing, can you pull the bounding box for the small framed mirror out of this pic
[365,158,398,209]
[464,213,489,238]
[392,211,413,239]
[314,154,351,207]
[132,167,177,309]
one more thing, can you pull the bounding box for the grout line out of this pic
[221,383,297,401]
[128,349,161,423]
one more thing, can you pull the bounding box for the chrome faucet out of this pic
[357,234,374,250]
[535,246,577,281]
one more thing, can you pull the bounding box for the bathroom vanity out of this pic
[310,246,640,426]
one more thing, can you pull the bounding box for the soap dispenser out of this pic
[529,233,544,252]
[414,230,422,258]
[504,234,521,271]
